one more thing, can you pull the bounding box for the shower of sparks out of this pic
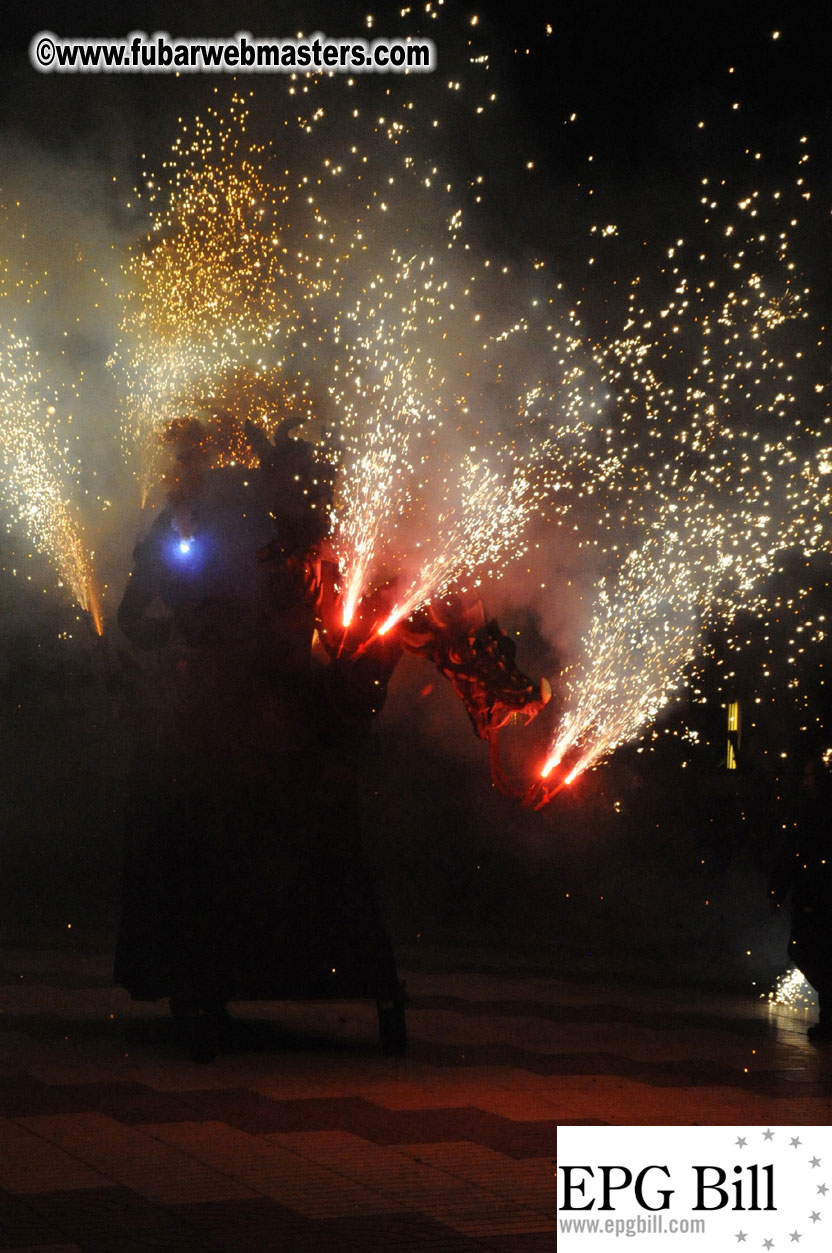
[543,504,727,781]
[114,88,582,628]
[377,455,531,634]
[0,326,99,629]
[327,251,441,627]
[325,235,598,630]
[111,93,319,504]
[541,137,832,784]
[766,966,816,1009]
[334,432,408,629]
[325,246,572,630]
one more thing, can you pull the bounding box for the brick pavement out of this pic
[1,940,831,1250]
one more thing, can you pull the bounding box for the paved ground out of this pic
[1,937,831,1251]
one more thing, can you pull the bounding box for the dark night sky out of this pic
[4,4,828,167]
[3,3,830,278]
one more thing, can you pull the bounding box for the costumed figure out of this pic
[115,417,403,1059]
[115,413,552,1059]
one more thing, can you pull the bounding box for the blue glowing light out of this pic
[166,531,202,569]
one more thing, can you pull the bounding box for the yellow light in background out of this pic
[727,699,741,770]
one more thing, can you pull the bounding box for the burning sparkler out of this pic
[0,326,100,631]
[376,455,531,635]
[538,140,832,792]
[324,245,588,637]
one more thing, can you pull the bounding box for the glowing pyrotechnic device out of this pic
[376,610,402,637]
[178,537,192,556]
[538,745,589,797]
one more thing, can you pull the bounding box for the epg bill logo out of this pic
[557,1126,830,1249]
[561,1161,774,1212]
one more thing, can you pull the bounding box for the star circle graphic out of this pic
[723,1128,828,1251]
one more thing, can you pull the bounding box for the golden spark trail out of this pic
[112,94,318,501]
[542,502,727,781]
[327,244,586,630]
[112,75,589,625]
[378,456,531,634]
[542,140,832,784]
[327,257,436,625]
[0,327,97,622]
